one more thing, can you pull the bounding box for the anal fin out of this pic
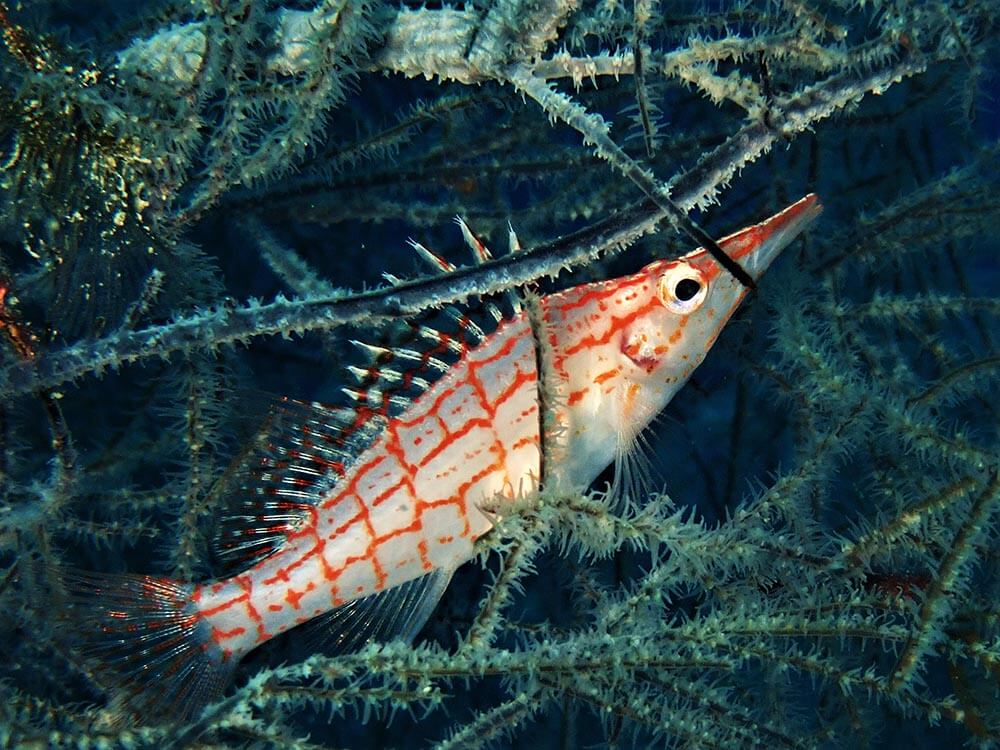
[308,568,455,653]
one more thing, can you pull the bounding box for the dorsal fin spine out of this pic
[415,324,463,355]
[350,340,392,361]
[342,386,368,402]
[485,302,503,323]
[507,222,522,254]
[455,217,492,264]
[387,394,412,410]
[443,308,483,342]
[385,345,449,373]
[408,239,456,274]
[347,364,371,381]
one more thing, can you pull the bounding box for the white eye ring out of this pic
[657,264,708,314]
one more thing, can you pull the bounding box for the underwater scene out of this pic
[0,0,998,747]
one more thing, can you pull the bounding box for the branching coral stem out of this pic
[0,54,926,398]
[890,472,1000,693]
[506,63,758,288]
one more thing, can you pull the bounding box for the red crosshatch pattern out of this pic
[191,194,824,660]
[195,314,544,658]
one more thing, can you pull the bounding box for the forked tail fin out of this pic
[61,570,235,724]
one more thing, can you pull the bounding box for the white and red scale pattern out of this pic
[190,268,700,660]
[191,274,656,660]
[193,313,543,660]
[188,194,821,661]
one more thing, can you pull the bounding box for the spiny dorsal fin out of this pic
[339,316,466,418]
[339,222,528,415]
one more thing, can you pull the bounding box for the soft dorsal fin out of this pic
[212,397,383,574]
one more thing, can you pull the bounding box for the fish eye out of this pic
[675,278,701,302]
[657,264,708,313]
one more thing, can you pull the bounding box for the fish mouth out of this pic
[732,194,824,280]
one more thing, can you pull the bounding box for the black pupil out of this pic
[675,278,701,302]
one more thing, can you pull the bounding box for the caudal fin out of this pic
[61,570,235,724]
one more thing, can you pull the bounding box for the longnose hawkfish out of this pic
[65,194,821,721]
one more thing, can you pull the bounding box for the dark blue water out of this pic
[0,2,997,748]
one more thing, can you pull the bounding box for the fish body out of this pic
[197,313,542,661]
[68,194,822,720]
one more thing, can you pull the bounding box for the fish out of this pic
[63,194,822,722]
